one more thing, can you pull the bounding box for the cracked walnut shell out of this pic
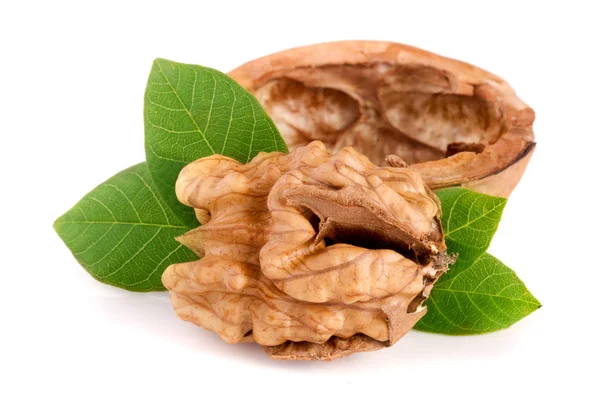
[229,41,536,198]
[162,141,449,360]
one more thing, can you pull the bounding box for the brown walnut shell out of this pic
[229,41,535,197]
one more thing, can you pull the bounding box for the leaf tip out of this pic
[152,57,180,70]
[52,213,65,235]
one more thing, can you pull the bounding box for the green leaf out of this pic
[414,253,541,334]
[436,188,507,263]
[414,188,540,334]
[54,163,197,291]
[144,58,288,224]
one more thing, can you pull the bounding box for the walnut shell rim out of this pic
[229,40,535,198]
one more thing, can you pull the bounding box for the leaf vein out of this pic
[153,60,216,154]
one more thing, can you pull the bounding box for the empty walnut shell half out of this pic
[163,141,450,361]
[229,41,536,198]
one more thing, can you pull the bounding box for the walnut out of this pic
[162,141,450,360]
[229,41,536,198]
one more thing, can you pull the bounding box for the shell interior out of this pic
[254,63,506,166]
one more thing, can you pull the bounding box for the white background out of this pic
[1,1,598,399]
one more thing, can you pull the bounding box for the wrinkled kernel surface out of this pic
[162,141,446,360]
